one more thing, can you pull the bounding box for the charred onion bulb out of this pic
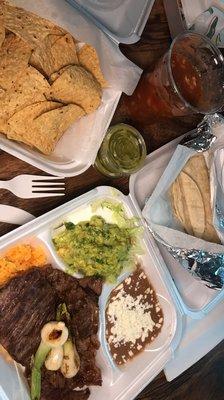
[45,346,64,371]
[41,321,68,348]
[61,339,80,378]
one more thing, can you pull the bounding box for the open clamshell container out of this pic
[0,186,183,400]
[0,0,155,176]
[130,136,224,320]
[1,134,224,396]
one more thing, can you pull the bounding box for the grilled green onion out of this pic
[31,341,51,400]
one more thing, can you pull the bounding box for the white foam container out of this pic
[130,137,224,319]
[0,0,155,176]
[163,0,224,38]
[67,0,155,44]
[0,186,183,400]
[180,0,224,28]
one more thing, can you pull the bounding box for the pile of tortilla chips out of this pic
[170,154,220,244]
[0,2,106,154]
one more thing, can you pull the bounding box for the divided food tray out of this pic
[130,137,224,319]
[0,186,183,400]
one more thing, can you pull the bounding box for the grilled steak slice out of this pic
[41,379,90,400]
[43,267,102,387]
[79,276,103,297]
[0,266,103,398]
[0,268,57,368]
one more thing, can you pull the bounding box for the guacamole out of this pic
[53,215,139,281]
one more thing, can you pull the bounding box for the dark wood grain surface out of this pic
[0,0,223,399]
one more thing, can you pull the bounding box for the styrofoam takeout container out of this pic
[0,0,155,176]
[164,0,224,38]
[67,0,155,44]
[0,185,183,400]
[1,142,224,397]
[130,136,224,319]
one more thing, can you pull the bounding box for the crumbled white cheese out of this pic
[107,290,155,345]
[125,277,131,285]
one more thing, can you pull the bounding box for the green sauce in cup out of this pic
[94,123,147,177]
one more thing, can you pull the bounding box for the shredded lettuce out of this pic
[53,200,143,282]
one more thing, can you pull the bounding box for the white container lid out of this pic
[67,0,156,44]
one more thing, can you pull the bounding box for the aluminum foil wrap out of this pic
[144,114,224,290]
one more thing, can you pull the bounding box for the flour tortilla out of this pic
[182,154,220,243]
[170,171,206,238]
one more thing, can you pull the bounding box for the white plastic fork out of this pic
[0,174,65,198]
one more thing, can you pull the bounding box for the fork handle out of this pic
[0,181,10,190]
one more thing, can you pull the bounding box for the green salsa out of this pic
[53,215,140,282]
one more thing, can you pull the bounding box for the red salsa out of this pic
[123,52,202,120]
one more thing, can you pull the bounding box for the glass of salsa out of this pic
[123,32,224,120]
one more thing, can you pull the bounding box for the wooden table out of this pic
[0,1,223,399]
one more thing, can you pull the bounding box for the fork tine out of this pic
[32,182,65,187]
[31,192,65,198]
[32,175,65,181]
[32,187,65,192]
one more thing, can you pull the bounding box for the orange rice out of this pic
[0,244,47,286]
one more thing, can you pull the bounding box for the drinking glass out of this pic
[123,32,224,120]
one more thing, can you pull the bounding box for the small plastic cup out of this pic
[94,123,147,178]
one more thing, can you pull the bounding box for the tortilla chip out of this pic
[0,3,104,154]
[0,33,31,91]
[6,101,85,154]
[50,33,78,72]
[30,32,78,78]
[29,104,85,154]
[0,65,50,121]
[170,171,206,238]
[1,3,65,49]
[47,65,102,113]
[5,101,63,140]
[0,117,7,134]
[0,26,5,48]
[78,44,107,88]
